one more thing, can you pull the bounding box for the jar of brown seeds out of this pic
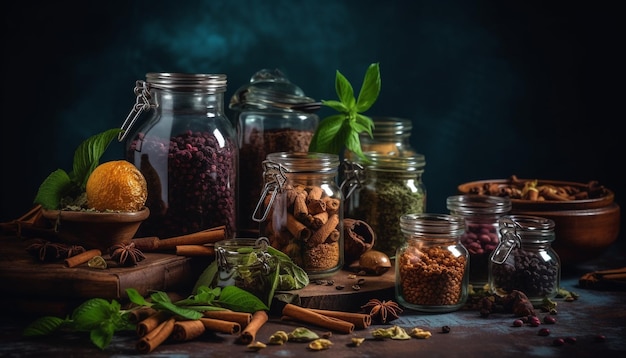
[395,213,469,313]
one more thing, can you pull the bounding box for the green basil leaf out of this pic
[334,70,355,108]
[33,169,73,209]
[216,285,269,313]
[71,298,117,331]
[126,288,151,306]
[90,322,114,350]
[309,114,346,154]
[72,128,123,189]
[152,300,203,320]
[355,63,381,112]
[192,260,218,294]
[23,316,68,336]
[321,99,348,113]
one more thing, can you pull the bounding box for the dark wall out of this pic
[2,0,623,239]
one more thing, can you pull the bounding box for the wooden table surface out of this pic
[1,241,624,357]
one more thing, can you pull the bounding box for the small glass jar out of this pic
[447,195,512,287]
[254,152,343,279]
[230,69,319,236]
[342,153,426,258]
[489,215,560,305]
[215,237,277,307]
[396,213,469,313]
[357,116,416,157]
[120,73,237,239]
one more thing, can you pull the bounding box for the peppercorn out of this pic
[441,326,451,333]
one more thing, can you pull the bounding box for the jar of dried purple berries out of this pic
[120,73,237,239]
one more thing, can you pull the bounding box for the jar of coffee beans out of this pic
[120,73,237,239]
[230,69,319,236]
[254,152,343,279]
[489,215,560,305]
[447,195,511,286]
[343,153,426,258]
[395,213,469,313]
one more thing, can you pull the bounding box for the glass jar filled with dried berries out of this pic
[342,153,426,258]
[396,213,469,313]
[230,69,319,236]
[447,194,512,287]
[489,215,560,305]
[253,152,343,279]
[120,73,237,239]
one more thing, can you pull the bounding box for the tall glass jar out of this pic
[254,152,343,279]
[120,73,237,239]
[215,237,277,307]
[342,153,426,258]
[396,213,469,313]
[230,69,319,236]
[489,215,560,305]
[447,194,512,287]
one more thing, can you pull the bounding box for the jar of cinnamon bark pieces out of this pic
[230,69,319,236]
[396,213,469,313]
[120,73,237,239]
[447,194,512,287]
[254,152,343,279]
[489,215,560,306]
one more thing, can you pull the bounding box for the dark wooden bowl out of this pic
[41,207,150,252]
[458,179,621,267]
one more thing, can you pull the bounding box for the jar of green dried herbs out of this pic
[342,153,426,258]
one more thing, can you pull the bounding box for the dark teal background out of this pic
[2,0,623,241]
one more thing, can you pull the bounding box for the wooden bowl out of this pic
[458,179,621,267]
[41,207,150,252]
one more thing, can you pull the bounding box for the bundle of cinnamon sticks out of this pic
[579,267,626,291]
[280,304,372,333]
[133,309,268,354]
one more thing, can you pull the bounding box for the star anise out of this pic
[361,299,403,324]
[109,242,146,266]
[26,239,67,262]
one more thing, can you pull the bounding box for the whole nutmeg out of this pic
[349,249,391,275]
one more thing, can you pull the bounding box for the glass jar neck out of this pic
[400,213,465,240]
[447,195,512,217]
[152,90,225,114]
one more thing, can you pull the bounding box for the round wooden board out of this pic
[276,267,396,312]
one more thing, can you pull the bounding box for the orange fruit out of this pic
[86,160,148,212]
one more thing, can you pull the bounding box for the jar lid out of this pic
[145,73,227,92]
[229,69,319,113]
[446,195,512,215]
[400,213,465,237]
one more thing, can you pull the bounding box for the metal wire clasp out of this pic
[118,80,156,142]
[490,216,522,264]
[252,161,287,222]
[339,159,364,199]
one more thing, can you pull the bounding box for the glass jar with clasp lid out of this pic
[253,152,343,279]
[489,215,560,305]
[447,194,512,287]
[119,73,237,239]
[344,116,417,160]
[395,213,469,313]
[230,69,319,236]
[215,237,277,307]
[342,152,426,259]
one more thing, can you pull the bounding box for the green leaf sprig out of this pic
[22,285,268,350]
[308,62,381,161]
[33,128,122,210]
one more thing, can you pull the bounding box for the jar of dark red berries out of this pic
[447,194,511,287]
[489,215,560,305]
[120,73,237,239]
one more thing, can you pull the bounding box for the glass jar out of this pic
[215,237,277,307]
[345,116,416,160]
[396,213,469,313]
[342,153,426,258]
[120,73,237,239]
[446,194,512,287]
[254,152,343,279]
[489,215,560,305]
[230,69,319,236]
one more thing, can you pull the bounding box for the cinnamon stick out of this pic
[133,226,226,252]
[127,307,158,324]
[136,317,175,354]
[175,245,215,257]
[203,310,252,328]
[237,310,269,345]
[309,308,371,329]
[137,310,172,337]
[171,319,206,341]
[64,249,101,268]
[281,304,354,334]
[198,317,241,335]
